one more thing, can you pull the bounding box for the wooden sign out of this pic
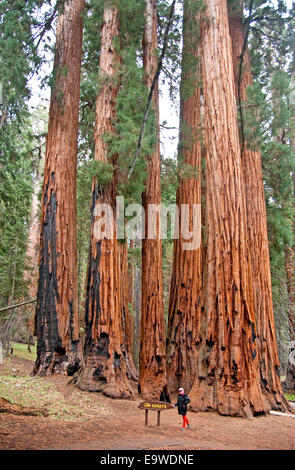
[138,401,174,426]
[138,401,174,411]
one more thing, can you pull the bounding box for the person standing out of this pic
[175,388,191,430]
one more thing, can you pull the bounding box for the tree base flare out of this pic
[261,387,292,413]
[138,378,171,403]
[76,364,134,400]
[189,378,271,418]
[33,347,81,377]
[189,377,294,418]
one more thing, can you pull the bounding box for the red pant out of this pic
[182,415,189,428]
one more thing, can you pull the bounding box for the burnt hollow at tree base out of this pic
[76,364,135,400]
[76,331,135,400]
[138,376,171,403]
[33,346,81,377]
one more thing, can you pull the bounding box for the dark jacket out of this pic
[175,393,190,416]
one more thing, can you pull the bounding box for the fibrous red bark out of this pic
[34,0,84,376]
[138,0,170,401]
[189,0,269,418]
[166,1,202,393]
[228,2,290,411]
[76,5,134,399]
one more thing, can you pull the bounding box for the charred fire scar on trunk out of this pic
[114,351,121,371]
[97,332,110,358]
[250,322,257,343]
[84,238,102,355]
[93,364,107,382]
[206,336,215,348]
[34,183,62,374]
[231,360,239,385]
[160,385,171,403]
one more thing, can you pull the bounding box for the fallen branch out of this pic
[270,410,295,419]
[0,299,36,314]
[0,397,49,417]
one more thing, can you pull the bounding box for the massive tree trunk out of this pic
[138,0,170,401]
[166,1,202,393]
[228,2,290,411]
[76,5,133,399]
[189,0,269,418]
[34,0,84,376]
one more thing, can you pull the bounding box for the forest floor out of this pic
[0,344,295,451]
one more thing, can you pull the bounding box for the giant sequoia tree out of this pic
[228,1,289,411]
[77,4,134,399]
[166,0,202,393]
[189,0,268,417]
[34,0,84,376]
[138,0,170,401]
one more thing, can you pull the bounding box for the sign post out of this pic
[138,401,174,426]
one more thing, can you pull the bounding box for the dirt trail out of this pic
[51,400,295,451]
[1,394,294,450]
[0,357,294,451]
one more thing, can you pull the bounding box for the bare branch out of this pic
[127,0,177,180]
[0,299,36,314]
